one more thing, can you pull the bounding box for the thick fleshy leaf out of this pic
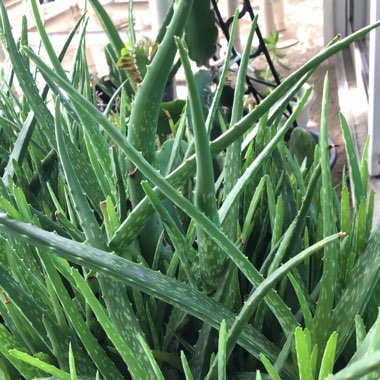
[0,213,296,378]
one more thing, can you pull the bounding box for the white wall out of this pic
[323,0,347,44]
[368,0,380,175]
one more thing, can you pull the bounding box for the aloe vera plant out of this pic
[0,1,380,379]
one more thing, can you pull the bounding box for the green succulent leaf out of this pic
[185,0,218,66]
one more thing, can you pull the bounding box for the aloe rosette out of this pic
[0,1,379,379]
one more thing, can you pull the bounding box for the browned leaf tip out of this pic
[128,166,138,177]
[2,291,10,304]
[163,109,171,120]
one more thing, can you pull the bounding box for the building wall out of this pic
[2,0,150,76]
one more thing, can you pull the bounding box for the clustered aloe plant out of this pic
[0,0,379,379]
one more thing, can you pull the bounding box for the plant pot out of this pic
[295,125,338,169]
[291,83,316,126]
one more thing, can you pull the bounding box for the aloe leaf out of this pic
[208,233,342,379]
[0,199,23,221]
[5,300,47,353]
[68,344,78,380]
[327,351,380,379]
[137,335,164,380]
[30,0,67,79]
[54,100,106,249]
[83,133,113,202]
[289,273,314,335]
[9,350,69,380]
[259,354,281,380]
[1,11,84,185]
[0,324,43,379]
[0,75,21,116]
[150,231,164,274]
[223,16,258,243]
[79,39,92,101]
[0,265,52,352]
[217,320,227,380]
[12,161,34,204]
[272,195,284,248]
[163,309,187,354]
[87,0,124,56]
[338,186,351,293]
[125,0,136,45]
[104,23,380,252]
[219,87,313,225]
[147,302,162,351]
[190,265,237,379]
[0,1,52,143]
[360,309,380,379]
[295,327,313,380]
[102,79,129,117]
[69,16,90,87]
[100,196,119,240]
[111,146,127,220]
[31,208,70,240]
[0,213,297,377]
[78,105,114,187]
[39,253,122,379]
[3,233,43,291]
[2,113,38,185]
[360,136,370,195]
[126,0,194,262]
[0,2,102,209]
[266,176,277,234]
[212,23,380,154]
[361,160,368,197]
[205,10,239,134]
[339,112,364,208]
[165,124,187,172]
[240,176,267,247]
[331,224,380,357]
[69,268,147,379]
[0,115,18,138]
[7,244,52,313]
[185,0,217,66]
[22,47,301,338]
[27,149,55,196]
[55,99,154,376]
[181,352,194,380]
[366,191,375,239]
[20,15,29,65]
[318,332,338,380]
[42,317,69,372]
[314,74,338,358]
[0,358,14,380]
[142,182,197,288]
[46,184,84,241]
[355,198,367,256]
[355,315,367,349]
[12,186,32,223]
[340,186,350,235]
[176,36,223,291]
[274,333,294,375]
[127,0,193,170]
[268,163,322,275]
[350,312,380,366]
